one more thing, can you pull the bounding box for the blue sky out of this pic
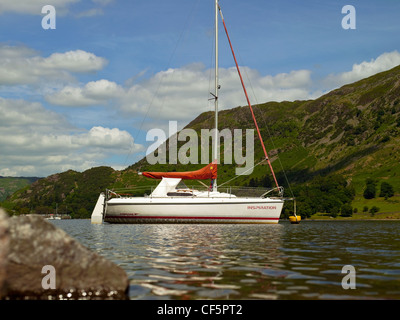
[1,0,400,177]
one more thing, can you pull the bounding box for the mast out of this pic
[218,5,280,191]
[213,0,219,192]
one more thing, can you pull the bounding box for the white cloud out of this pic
[76,8,104,18]
[45,86,100,106]
[118,63,313,125]
[0,45,108,86]
[0,0,79,15]
[0,98,70,132]
[0,0,114,16]
[92,0,114,5]
[259,69,313,89]
[323,50,400,88]
[46,79,123,106]
[0,98,142,177]
[73,126,137,151]
[39,50,108,73]
[120,64,211,121]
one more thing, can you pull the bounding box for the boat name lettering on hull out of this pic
[247,205,277,210]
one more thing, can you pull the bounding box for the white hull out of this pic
[104,197,284,224]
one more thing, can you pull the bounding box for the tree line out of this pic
[291,174,355,218]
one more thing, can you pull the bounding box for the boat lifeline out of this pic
[91,0,289,224]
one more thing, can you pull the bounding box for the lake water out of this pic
[52,219,400,300]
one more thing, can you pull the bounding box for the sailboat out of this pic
[91,0,287,224]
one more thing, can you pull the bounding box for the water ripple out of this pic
[52,220,400,300]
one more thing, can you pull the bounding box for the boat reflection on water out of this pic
[118,223,286,299]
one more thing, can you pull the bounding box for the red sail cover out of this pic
[142,162,217,180]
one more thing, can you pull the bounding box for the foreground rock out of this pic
[2,212,129,299]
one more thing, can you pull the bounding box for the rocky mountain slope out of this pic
[0,177,39,202]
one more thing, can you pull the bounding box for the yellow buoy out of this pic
[289,215,301,224]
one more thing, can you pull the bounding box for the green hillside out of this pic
[0,177,39,202]
[2,65,400,219]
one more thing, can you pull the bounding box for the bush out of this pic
[331,207,339,218]
[369,206,380,214]
[363,184,376,199]
[379,182,394,199]
[341,204,353,217]
[363,179,377,199]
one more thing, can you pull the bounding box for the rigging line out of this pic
[253,96,295,198]
[218,158,267,187]
[122,0,202,168]
[196,179,209,189]
[218,4,280,191]
[237,53,295,198]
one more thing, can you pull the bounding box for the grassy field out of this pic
[309,195,400,220]
[352,195,400,213]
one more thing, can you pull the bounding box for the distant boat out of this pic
[46,214,61,220]
[92,0,293,224]
[46,203,62,220]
